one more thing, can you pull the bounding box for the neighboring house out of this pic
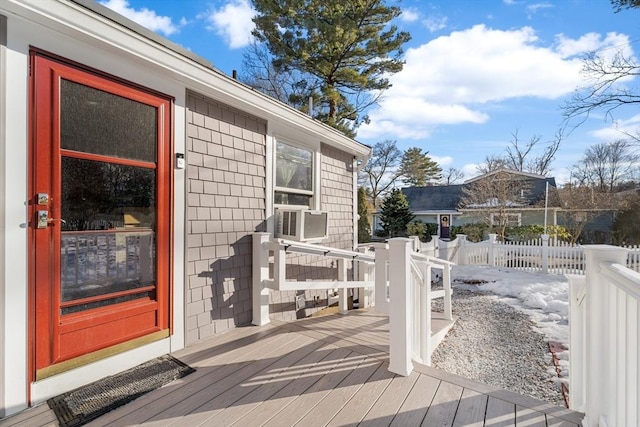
[401,169,561,238]
[0,0,370,416]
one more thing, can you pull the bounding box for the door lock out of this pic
[37,210,49,229]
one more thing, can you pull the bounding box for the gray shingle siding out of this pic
[185,92,357,341]
[185,91,267,345]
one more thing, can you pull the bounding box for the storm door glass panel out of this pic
[60,158,156,313]
[58,77,159,314]
[60,79,157,162]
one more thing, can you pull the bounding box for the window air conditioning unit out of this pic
[275,209,329,242]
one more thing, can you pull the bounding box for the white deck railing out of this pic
[376,238,454,376]
[566,246,639,427]
[252,233,376,326]
[252,234,454,375]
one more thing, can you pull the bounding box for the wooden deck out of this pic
[1,309,583,427]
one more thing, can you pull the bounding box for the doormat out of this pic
[47,355,195,427]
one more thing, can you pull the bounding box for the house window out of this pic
[491,213,521,226]
[274,140,315,207]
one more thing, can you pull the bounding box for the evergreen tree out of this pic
[399,147,442,186]
[250,0,411,137]
[378,189,414,238]
[357,186,371,243]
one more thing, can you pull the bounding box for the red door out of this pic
[29,52,172,379]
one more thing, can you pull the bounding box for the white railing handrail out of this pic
[411,251,456,267]
[599,261,640,300]
[568,246,639,427]
[278,238,376,262]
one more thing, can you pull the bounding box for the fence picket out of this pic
[450,234,640,275]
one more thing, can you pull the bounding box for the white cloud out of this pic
[527,2,554,14]
[431,155,453,166]
[423,15,448,33]
[590,114,640,142]
[401,8,420,23]
[461,163,481,180]
[202,0,255,49]
[555,32,633,59]
[100,0,180,36]
[359,25,617,141]
[503,0,517,5]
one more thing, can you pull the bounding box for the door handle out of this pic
[36,211,66,228]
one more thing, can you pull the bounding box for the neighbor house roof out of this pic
[402,170,560,212]
[402,185,465,212]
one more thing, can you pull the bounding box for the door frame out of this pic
[27,49,175,386]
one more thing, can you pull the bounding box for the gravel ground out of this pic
[431,287,566,407]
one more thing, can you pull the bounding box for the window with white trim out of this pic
[274,140,315,207]
[490,212,521,226]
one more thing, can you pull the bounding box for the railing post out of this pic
[581,245,629,426]
[388,238,413,376]
[567,274,586,413]
[456,234,467,265]
[373,243,389,313]
[541,234,549,274]
[488,233,498,266]
[337,258,348,314]
[252,233,271,326]
[443,263,453,321]
[358,246,375,308]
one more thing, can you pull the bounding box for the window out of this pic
[274,140,315,207]
[491,213,521,226]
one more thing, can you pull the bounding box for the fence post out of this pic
[456,234,467,265]
[582,245,629,426]
[488,234,498,266]
[388,238,413,376]
[252,233,271,326]
[541,234,549,274]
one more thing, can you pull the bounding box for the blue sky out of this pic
[99,0,640,184]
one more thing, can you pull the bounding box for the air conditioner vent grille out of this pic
[275,209,328,242]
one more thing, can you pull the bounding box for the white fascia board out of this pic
[4,0,370,161]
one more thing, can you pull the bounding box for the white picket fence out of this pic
[418,234,640,275]
[566,246,639,427]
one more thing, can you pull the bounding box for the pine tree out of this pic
[378,189,414,238]
[250,0,411,137]
[357,186,371,243]
[399,147,442,186]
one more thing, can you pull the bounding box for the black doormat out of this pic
[47,355,195,427]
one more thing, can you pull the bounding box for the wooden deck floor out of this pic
[1,309,583,427]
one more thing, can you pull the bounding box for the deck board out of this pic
[484,396,516,427]
[357,371,420,427]
[0,308,584,427]
[421,380,463,427]
[325,363,395,427]
[389,374,439,426]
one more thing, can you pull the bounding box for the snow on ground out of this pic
[450,265,571,387]
[451,265,569,347]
